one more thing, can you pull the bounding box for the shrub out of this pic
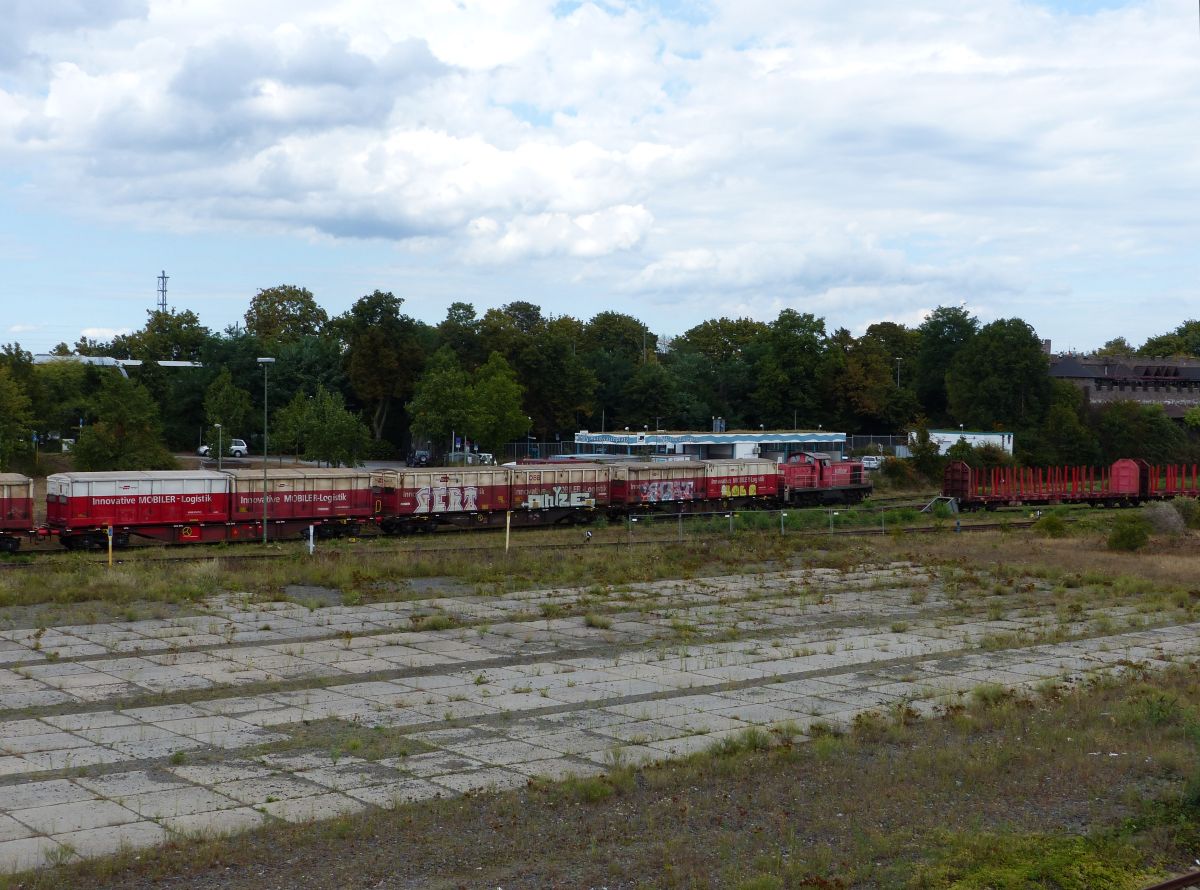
[1033,512,1068,538]
[1144,502,1186,536]
[880,457,920,488]
[1172,497,1200,529]
[1108,514,1151,552]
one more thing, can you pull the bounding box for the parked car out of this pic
[860,455,884,470]
[408,450,431,467]
[196,438,249,458]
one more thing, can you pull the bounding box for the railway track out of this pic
[0,514,1060,572]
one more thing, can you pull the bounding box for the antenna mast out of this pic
[156,270,169,313]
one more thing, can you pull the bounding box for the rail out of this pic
[1141,870,1200,890]
[0,511,1060,571]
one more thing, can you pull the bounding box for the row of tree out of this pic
[0,284,1198,472]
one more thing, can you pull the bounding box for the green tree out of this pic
[71,375,175,470]
[110,309,210,361]
[946,319,1050,430]
[915,306,978,421]
[0,367,33,471]
[621,362,680,430]
[751,310,828,428]
[244,285,328,345]
[330,291,432,441]
[469,353,529,453]
[271,387,371,466]
[1185,406,1200,432]
[1094,337,1133,357]
[1138,321,1200,357]
[580,311,655,429]
[1094,402,1187,464]
[437,302,483,366]
[203,368,252,448]
[406,348,474,451]
[672,318,767,426]
[302,386,372,467]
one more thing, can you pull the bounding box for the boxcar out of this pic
[702,459,780,501]
[608,461,705,508]
[0,473,34,552]
[225,468,373,537]
[46,470,231,547]
[509,464,609,519]
[372,467,512,532]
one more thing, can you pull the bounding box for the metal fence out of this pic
[847,435,908,455]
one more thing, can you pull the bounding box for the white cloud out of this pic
[466,204,653,262]
[0,0,1198,345]
[80,327,130,340]
[7,324,39,333]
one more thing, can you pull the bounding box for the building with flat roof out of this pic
[573,429,846,461]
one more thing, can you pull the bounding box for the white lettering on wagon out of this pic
[240,493,350,506]
[415,486,478,513]
[526,487,595,509]
[88,495,216,506]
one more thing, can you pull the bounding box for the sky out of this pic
[0,0,1197,355]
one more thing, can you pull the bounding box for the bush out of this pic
[1173,497,1200,529]
[1033,512,1068,538]
[880,457,920,487]
[1108,514,1151,552]
[1144,502,1186,536]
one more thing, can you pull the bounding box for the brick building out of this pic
[1050,354,1200,418]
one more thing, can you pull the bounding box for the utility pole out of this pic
[157,270,169,313]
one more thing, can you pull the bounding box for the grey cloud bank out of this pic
[0,0,1196,349]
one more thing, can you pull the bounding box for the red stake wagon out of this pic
[0,473,34,553]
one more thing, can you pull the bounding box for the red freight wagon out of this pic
[0,473,34,553]
[702,459,779,501]
[510,465,610,514]
[943,458,1146,509]
[608,461,705,507]
[372,467,511,531]
[226,468,373,531]
[46,471,231,547]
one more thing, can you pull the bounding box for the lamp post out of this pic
[215,423,222,472]
[257,358,275,544]
[895,357,902,387]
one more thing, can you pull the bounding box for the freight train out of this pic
[0,453,870,552]
[943,459,1200,510]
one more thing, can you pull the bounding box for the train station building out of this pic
[571,429,847,461]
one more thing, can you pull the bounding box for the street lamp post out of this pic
[895,357,902,387]
[215,423,222,472]
[257,358,275,544]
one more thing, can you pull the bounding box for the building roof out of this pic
[574,430,846,446]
